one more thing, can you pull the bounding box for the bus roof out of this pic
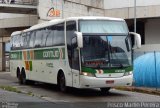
[29,19,65,31]
[11,31,22,36]
[66,16,125,21]
[11,16,125,35]
[28,16,124,31]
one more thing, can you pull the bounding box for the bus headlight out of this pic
[81,72,95,77]
[124,71,132,76]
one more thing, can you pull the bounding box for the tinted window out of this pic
[29,31,35,48]
[45,28,53,46]
[12,36,16,49]
[22,33,30,48]
[34,29,43,48]
[11,37,14,49]
[41,29,47,47]
[11,23,64,50]
[11,35,21,50]
[66,21,76,46]
[52,23,65,46]
[12,36,15,48]
[66,21,79,70]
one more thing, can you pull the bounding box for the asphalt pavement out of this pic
[0,89,61,108]
[0,72,160,108]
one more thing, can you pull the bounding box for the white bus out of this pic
[10,17,141,93]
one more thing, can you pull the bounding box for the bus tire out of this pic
[100,87,111,94]
[16,67,20,78]
[19,68,26,85]
[58,71,66,92]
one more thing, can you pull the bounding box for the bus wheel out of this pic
[19,68,26,85]
[16,67,20,78]
[17,67,21,83]
[100,87,111,94]
[58,72,66,92]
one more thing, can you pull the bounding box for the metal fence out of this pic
[133,51,160,88]
[0,0,37,6]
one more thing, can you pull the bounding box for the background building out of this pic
[0,0,105,71]
[0,0,37,71]
[104,0,160,50]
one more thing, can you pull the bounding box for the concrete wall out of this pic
[0,42,5,71]
[105,5,160,19]
[145,19,160,44]
[104,0,160,19]
[104,0,160,9]
[0,15,38,28]
[63,0,104,18]
[0,13,27,19]
[66,0,104,9]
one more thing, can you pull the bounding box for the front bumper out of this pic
[79,74,133,88]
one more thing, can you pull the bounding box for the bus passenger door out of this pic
[71,39,80,88]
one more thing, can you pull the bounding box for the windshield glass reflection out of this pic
[81,35,132,69]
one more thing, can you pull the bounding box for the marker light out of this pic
[124,71,132,76]
[81,72,95,77]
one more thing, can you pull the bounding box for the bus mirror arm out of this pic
[75,32,83,48]
[129,32,141,49]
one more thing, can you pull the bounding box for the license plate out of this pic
[106,80,114,84]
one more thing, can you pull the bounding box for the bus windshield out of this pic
[81,35,132,69]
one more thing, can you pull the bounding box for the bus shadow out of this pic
[25,82,128,98]
[67,88,128,97]
[4,73,128,98]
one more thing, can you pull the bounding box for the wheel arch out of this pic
[57,69,65,84]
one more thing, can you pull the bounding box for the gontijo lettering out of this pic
[43,50,59,58]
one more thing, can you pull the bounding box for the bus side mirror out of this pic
[75,32,83,48]
[129,32,141,49]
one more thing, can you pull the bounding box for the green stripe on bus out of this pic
[82,66,133,74]
[10,51,22,60]
[34,48,65,60]
[10,48,65,60]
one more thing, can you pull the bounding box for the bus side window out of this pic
[10,37,13,50]
[26,32,30,48]
[29,31,35,48]
[11,36,15,50]
[45,27,53,46]
[12,35,21,50]
[66,21,79,70]
[13,36,17,49]
[18,35,22,48]
[41,29,47,47]
[21,34,25,48]
[34,29,43,48]
[22,33,29,49]
[11,36,16,50]
[53,23,65,46]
